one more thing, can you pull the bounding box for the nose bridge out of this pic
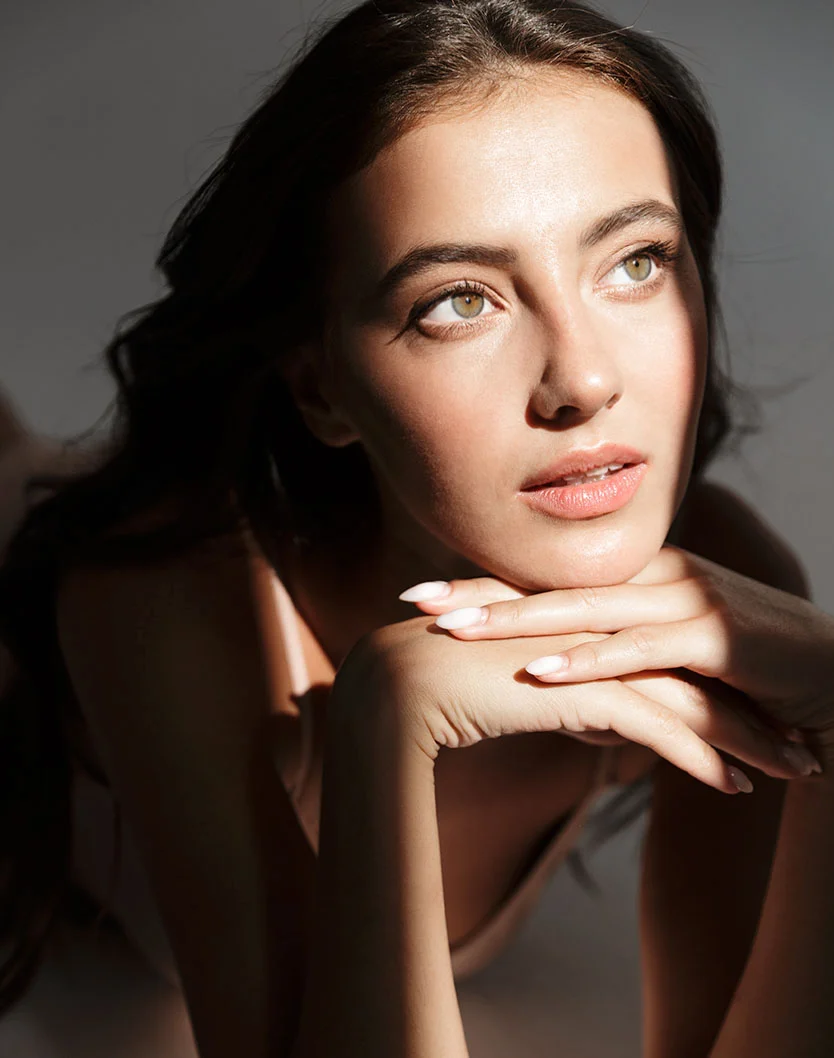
[529,272,623,422]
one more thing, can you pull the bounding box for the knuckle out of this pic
[561,695,586,735]
[651,704,681,739]
[629,625,655,658]
[682,573,713,606]
[567,641,599,668]
[573,585,602,610]
[692,613,725,666]
[498,599,525,626]
[466,576,499,597]
[699,579,731,617]
[677,676,708,712]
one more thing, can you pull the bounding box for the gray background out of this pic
[1,1,832,1055]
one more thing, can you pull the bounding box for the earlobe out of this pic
[280,344,359,449]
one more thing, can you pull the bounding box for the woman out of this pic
[1,1,833,1055]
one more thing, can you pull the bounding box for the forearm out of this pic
[292,670,468,1058]
[709,763,834,1057]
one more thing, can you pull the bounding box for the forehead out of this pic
[326,70,677,286]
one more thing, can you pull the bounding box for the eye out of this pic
[620,254,654,282]
[608,251,657,285]
[599,240,681,294]
[413,280,499,331]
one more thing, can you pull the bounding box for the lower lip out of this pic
[519,462,648,520]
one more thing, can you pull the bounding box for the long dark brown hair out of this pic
[0,0,761,1013]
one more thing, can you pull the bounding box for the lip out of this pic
[519,443,648,490]
[518,459,649,521]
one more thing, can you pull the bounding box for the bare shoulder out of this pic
[54,504,295,779]
[56,500,268,631]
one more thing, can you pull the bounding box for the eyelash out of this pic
[407,239,683,337]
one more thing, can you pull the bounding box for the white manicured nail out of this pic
[780,744,822,776]
[434,607,487,630]
[525,655,567,676]
[728,767,754,794]
[398,580,451,602]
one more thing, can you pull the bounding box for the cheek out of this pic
[633,282,708,436]
[334,347,494,497]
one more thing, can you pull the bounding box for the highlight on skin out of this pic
[0,0,763,1019]
[304,71,708,604]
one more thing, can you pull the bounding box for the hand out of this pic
[399,545,834,768]
[345,598,822,800]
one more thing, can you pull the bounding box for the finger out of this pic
[399,544,699,612]
[526,614,720,682]
[399,575,529,612]
[399,544,700,612]
[675,669,805,744]
[435,580,711,637]
[619,670,822,780]
[569,678,751,795]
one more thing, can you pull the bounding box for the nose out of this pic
[527,296,624,428]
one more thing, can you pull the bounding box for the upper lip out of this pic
[520,443,648,489]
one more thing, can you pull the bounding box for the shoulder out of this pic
[54,507,289,726]
[56,493,263,618]
[677,478,811,599]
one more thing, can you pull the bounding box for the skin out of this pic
[46,66,831,1058]
[280,69,708,664]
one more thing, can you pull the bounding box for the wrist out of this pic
[328,648,439,770]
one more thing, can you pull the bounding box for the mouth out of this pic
[518,460,649,520]
[530,462,637,489]
[520,444,648,491]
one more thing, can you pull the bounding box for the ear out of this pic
[280,343,359,449]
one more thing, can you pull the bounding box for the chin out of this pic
[475,525,668,593]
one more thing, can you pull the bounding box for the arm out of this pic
[58,535,468,1058]
[640,758,787,1058]
[56,535,316,1058]
[641,479,814,1058]
[293,658,469,1058]
[707,766,834,1057]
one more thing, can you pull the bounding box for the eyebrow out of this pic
[373,198,683,301]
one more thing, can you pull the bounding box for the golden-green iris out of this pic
[623,254,652,282]
[451,293,485,318]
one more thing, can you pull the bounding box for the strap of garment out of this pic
[449,743,620,980]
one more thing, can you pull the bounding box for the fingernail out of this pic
[780,744,823,776]
[728,766,754,794]
[434,606,487,630]
[398,580,451,602]
[525,655,568,676]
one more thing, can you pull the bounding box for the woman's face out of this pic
[314,70,708,591]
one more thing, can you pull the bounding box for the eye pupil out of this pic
[624,255,652,281]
